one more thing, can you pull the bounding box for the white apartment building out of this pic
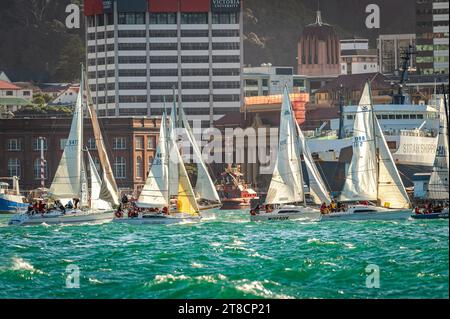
[84,0,243,126]
[340,39,379,75]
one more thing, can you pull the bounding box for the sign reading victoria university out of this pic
[211,0,241,12]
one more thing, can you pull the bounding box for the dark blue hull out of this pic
[411,213,449,220]
[0,197,28,213]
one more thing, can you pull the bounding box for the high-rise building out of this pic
[297,11,341,77]
[415,0,449,75]
[377,34,416,75]
[84,0,243,126]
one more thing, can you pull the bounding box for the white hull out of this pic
[8,209,114,226]
[250,206,321,222]
[114,213,202,225]
[320,205,410,221]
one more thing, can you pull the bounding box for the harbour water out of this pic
[0,211,448,299]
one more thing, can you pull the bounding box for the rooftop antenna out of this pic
[316,0,322,25]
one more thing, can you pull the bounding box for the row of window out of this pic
[92,81,240,92]
[90,29,239,39]
[90,42,240,52]
[7,139,48,151]
[114,95,240,103]
[347,114,426,120]
[93,55,239,65]
[88,12,239,26]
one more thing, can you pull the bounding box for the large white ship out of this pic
[306,99,442,191]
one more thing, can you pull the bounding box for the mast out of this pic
[80,65,85,203]
[368,81,380,202]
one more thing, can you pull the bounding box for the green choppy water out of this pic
[0,211,448,299]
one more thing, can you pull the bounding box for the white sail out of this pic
[84,71,119,206]
[265,88,304,205]
[295,120,331,205]
[340,83,378,202]
[168,101,179,197]
[87,151,111,211]
[49,74,83,199]
[180,107,221,203]
[137,112,169,208]
[427,98,449,200]
[375,119,411,208]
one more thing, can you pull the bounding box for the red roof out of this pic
[0,80,20,90]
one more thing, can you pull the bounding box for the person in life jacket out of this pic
[414,207,421,215]
[162,206,169,215]
[320,202,328,214]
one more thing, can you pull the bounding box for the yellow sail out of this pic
[176,160,200,216]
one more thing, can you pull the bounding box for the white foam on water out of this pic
[191,262,205,269]
[153,274,190,284]
[234,279,293,299]
[343,243,356,249]
[307,238,338,245]
[11,257,43,274]
[89,278,103,284]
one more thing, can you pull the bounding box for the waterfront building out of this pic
[415,0,449,75]
[0,116,161,194]
[340,38,379,75]
[377,34,416,75]
[297,10,341,77]
[49,85,80,106]
[83,0,243,126]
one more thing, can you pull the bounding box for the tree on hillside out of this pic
[53,34,85,82]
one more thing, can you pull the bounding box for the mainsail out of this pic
[375,119,411,208]
[179,106,221,203]
[265,88,304,205]
[87,150,112,211]
[296,120,331,205]
[137,112,169,208]
[427,97,449,200]
[340,83,378,202]
[49,73,84,199]
[168,101,180,197]
[84,72,119,206]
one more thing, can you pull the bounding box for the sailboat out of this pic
[0,177,28,213]
[114,107,202,225]
[412,93,449,219]
[250,87,324,222]
[9,67,118,226]
[322,82,411,221]
[177,103,222,213]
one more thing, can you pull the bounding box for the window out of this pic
[87,138,97,150]
[181,43,209,50]
[119,95,147,103]
[181,30,209,37]
[182,95,210,102]
[149,13,177,24]
[150,56,178,63]
[114,157,126,179]
[245,79,258,86]
[118,13,145,25]
[119,56,147,64]
[381,114,388,120]
[148,156,154,171]
[23,91,31,96]
[212,12,239,24]
[8,158,20,177]
[119,69,147,77]
[92,157,101,173]
[113,137,126,150]
[34,158,48,180]
[213,81,240,89]
[417,114,424,119]
[388,114,395,119]
[119,43,146,51]
[150,82,178,90]
[149,30,178,37]
[212,30,239,37]
[182,82,209,89]
[182,69,209,76]
[149,43,178,50]
[7,139,21,151]
[213,68,240,76]
[212,43,240,50]
[181,13,208,24]
[119,82,147,90]
[150,69,178,77]
[181,56,209,63]
[213,95,240,102]
[60,139,67,150]
[135,136,144,150]
[212,55,240,63]
[6,91,13,96]
[147,136,156,149]
[136,156,143,179]
[118,30,146,38]
[402,114,410,119]
[33,138,48,151]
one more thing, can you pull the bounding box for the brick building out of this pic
[0,116,161,194]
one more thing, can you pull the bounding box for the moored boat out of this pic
[0,177,27,214]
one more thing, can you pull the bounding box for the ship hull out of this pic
[0,195,28,214]
[8,210,114,226]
